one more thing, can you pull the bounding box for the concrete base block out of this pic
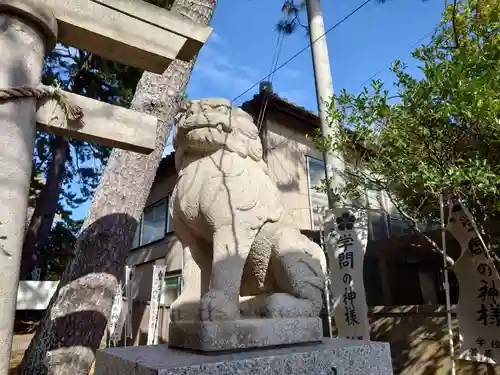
[95,338,393,375]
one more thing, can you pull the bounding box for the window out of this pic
[307,156,329,229]
[142,200,167,244]
[368,210,389,241]
[389,217,412,237]
[132,196,174,249]
[364,257,383,305]
[390,260,424,305]
[160,274,182,307]
[306,157,420,239]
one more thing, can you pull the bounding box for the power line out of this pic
[231,0,374,104]
[256,20,286,131]
[247,9,440,192]
[263,29,438,158]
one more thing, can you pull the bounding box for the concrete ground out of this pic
[9,333,33,374]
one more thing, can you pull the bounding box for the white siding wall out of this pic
[265,116,323,230]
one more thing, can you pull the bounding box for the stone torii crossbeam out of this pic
[0,0,211,371]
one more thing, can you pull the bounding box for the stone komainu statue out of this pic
[169,98,327,322]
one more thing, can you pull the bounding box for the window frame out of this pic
[367,209,389,241]
[160,272,182,307]
[132,194,174,250]
[306,155,329,230]
[305,156,421,239]
[388,216,412,237]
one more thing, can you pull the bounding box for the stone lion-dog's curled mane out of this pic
[173,98,263,169]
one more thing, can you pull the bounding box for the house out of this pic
[122,86,474,374]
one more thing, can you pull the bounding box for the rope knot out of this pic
[0,84,84,121]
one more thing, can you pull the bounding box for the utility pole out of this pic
[306,0,344,208]
[306,0,372,342]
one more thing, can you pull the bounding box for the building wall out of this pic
[265,111,322,230]
[368,305,500,375]
[126,170,182,305]
[263,110,399,230]
[117,301,173,347]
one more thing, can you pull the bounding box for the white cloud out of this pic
[209,31,223,45]
[190,46,310,108]
[240,65,259,78]
[280,68,300,80]
[192,46,258,99]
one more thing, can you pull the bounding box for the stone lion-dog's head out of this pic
[173,98,263,170]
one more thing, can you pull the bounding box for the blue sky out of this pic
[71,0,444,220]
[188,0,443,107]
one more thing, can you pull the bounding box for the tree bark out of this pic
[20,136,69,281]
[19,1,217,374]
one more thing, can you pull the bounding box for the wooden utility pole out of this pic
[306,0,344,208]
[306,0,371,342]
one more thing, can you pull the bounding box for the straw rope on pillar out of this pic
[0,85,84,121]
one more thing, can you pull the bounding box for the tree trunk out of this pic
[20,136,69,281]
[19,1,217,374]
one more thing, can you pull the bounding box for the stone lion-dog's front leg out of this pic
[200,224,258,321]
[169,216,212,322]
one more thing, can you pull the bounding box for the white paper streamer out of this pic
[147,265,166,345]
[125,265,134,341]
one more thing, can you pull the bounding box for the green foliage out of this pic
[39,220,82,281]
[277,0,307,35]
[276,0,414,36]
[28,46,143,277]
[316,0,500,242]
[34,46,143,217]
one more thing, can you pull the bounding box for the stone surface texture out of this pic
[95,338,393,375]
[90,0,212,61]
[0,0,58,50]
[0,4,56,372]
[169,98,328,350]
[168,317,323,352]
[36,89,158,154]
[36,0,212,73]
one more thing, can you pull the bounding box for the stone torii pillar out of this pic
[0,0,211,371]
[0,2,57,372]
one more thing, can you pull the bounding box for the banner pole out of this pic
[440,193,456,375]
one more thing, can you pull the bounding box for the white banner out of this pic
[125,265,134,340]
[108,281,124,345]
[324,207,370,340]
[447,199,500,363]
[147,265,166,345]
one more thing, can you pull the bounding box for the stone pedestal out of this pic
[168,317,323,352]
[95,338,393,375]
